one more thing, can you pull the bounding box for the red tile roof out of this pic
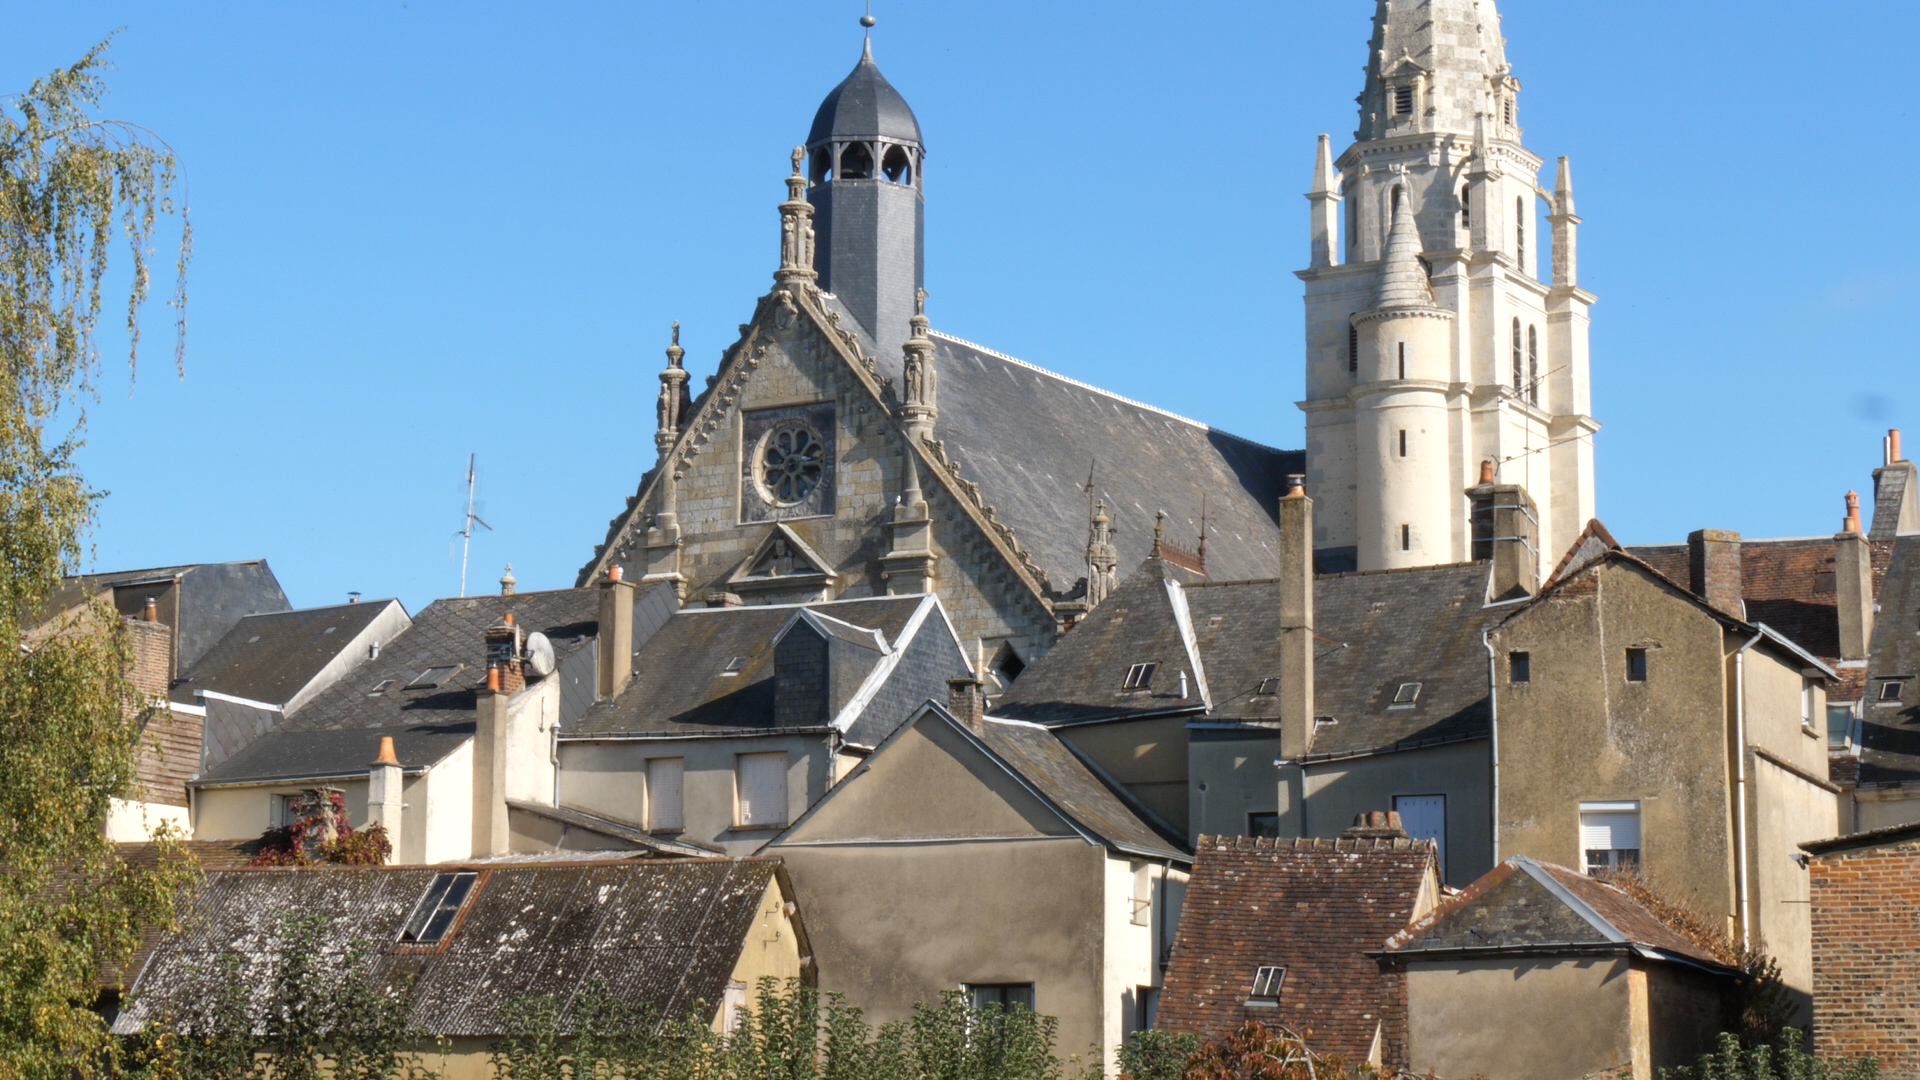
[1158,835,1437,1065]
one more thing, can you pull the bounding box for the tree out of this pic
[0,36,193,1080]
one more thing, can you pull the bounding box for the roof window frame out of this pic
[397,871,480,948]
[1122,662,1158,692]
[1245,965,1286,1007]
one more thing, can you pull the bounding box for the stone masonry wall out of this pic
[1809,836,1920,1073]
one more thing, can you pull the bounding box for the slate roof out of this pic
[807,43,921,146]
[170,600,402,707]
[111,859,798,1037]
[1157,834,1438,1060]
[1383,857,1735,975]
[46,560,290,671]
[1852,536,1920,786]
[195,587,656,786]
[974,716,1187,860]
[567,596,931,739]
[995,559,1501,761]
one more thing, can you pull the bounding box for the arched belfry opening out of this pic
[805,40,926,361]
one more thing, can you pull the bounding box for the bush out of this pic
[1662,1029,1877,1080]
[250,788,391,867]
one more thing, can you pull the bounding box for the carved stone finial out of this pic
[776,148,819,287]
[1152,511,1167,557]
[656,322,692,457]
[915,288,928,318]
[791,145,806,176]
[1086,497,1118,609]
[901,288,938,441]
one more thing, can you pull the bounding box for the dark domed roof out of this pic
[807,41,922,147]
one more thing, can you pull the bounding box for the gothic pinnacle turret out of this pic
[655,321,690,458]
[1371,182,1437,311]
[900,288,938,442]
[776,148,818,288]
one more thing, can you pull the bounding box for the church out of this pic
[577,1,1593,680]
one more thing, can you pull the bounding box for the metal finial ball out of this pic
[860,14,876,27]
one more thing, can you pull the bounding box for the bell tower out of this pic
[1297,0,1597,580]
[806,35,926,363]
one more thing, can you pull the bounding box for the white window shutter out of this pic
[738,752,789,827]
[1579,807,1640,851]
[648,758,684,832]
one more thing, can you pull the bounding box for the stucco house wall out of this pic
[558,734,833,856]
[1188,727,1279,843]
[1301,739,1491,886]
[1405,956,1635,1079]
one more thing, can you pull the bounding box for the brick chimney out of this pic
[597,566,635,701]
[367,735,402,862]
[487,613,524,696]
[1278,476,1315,760]
[1466,461,1539,600]
[1687,529,1744,618]
[1342,811,1411,840]
[947,676,984,733]
[1836,491,1875,662]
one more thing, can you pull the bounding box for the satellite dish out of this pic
[524,631,556,677]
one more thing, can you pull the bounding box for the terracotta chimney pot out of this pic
[371,735,400,767]
[1844,490,1863,534]
[1479,459,1496,486]
[486,665,501,693]
[142,597,158,622]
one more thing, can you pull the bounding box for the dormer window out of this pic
[1122,663,1158,691]
[1393,85,1413,116]
[1246,966,1286,1007]
[1879,679,1906,702]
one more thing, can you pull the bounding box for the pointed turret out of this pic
[1548,155,1580,288]
[1306,134,1341,269]
[1371,183,1436,311]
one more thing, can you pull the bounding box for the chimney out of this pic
[1279,476,1316,760]
[367,736,403,862]
[1342,811,1411,841]
[473,639,513,858]
[1836,491,1875,662]
[1889,428,1904,466]
[1872,428,1920,538]
[487,613,524,696]
[1687,529,1744,618]
[142,596,158,622]
[597,566,635,700]
[947,676,984,733]
[1467,461,1539,600]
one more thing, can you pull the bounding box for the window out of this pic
[1123,663,1158,691]
[367,678,397,696]
[1511,318,1523,390]
[1626,648,1648,682]
[1401,524,1411,551]
[1828,704,1856,748]
[1394,794,1446,870]
[1503,94,1514,127]
[1392,681,1422,704]
[1460,184,1471,229]
[1397,341,1406,381]
[721,981,750,1034]
[1245,966,1286,1007]
[1398,429,1408,458]
[399,872,479,944]
[1527,325,1539,404]
[967,984,1035,1013]
[737,752,789,827]
[881,144,913,184]
[1393,84,1413,116]
[1500,653,1529,686]
[1580,803,1641,876]
[1255,676,1281,696]
[838,142,873,180]
[1802,680,1818,735]
[1134,987,1160,1033]
[1247,812,1281,838]
[721,656,747,677]
[1879,679,1905,702]
[406,665,463,690]
[990,644,1026,690]
[647,757,685,832]
[1348,321,1358,373]
[1130,862,1153,926]
[1516,197,1526,268]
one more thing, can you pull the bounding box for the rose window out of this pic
[760,424,825,505]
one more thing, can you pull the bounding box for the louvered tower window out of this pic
[1527,325,1540,405]
[1516,198,1526,270]
[1460,184,1470,230]
[1348,321,1358,373]
[1393,85,1413,116]
[1511,319,1523,391]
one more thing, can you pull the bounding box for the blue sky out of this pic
[4,2,1914,613]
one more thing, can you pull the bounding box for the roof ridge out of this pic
[928,331,1293,457]
[1197,833,1434,853]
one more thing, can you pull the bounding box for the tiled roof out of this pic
[195,587,655,786]
[567,596,933,739]
[975,716,1187,859]
[111,859,793,1037]
[1157,834,1436,1061]
[996,560,1500,760]
[1854,536,1920,785]
[1384,857,1733,974]
[171,600,401,707]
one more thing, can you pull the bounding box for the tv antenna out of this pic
[457,452,493,598]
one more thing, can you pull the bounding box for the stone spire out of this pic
[1086,499,1119,608]
[1371,181,1436,310]
[1548,155,1579,288]
[1359,0,1509,141]
[881,438,937,595]
[900,288,938,442]
[1306,133,1341,269]
[656,321,689,458]
[776,147,818,288]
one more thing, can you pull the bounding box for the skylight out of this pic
[406,665,463,690]
[1245,965,1285,1007]
[1392,682,1422,705]
[721,657,747,677]
[1255,677,1280,696]
[399,872,478,945]
[1122,663,1158,691]
[367,679,397,697]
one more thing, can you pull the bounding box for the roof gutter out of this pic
[1485,628,1500,866]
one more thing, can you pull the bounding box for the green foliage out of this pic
[0,35,193,1080]
[1661,1029,1878,1080]
[489,978,1099,1080]
[1117,1030,1202,1080]
[124,911,436,1080]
